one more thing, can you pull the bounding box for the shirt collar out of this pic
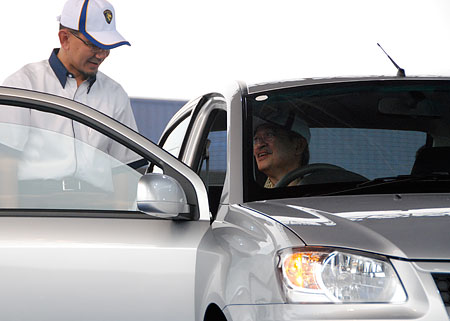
[48,49,96,92]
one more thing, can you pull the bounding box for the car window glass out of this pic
[245,81,449,199]
[199,113,227,188]
[198,110,227,216]
[161,115,191,158]
[0,105,144,211]
[309,128,426,179]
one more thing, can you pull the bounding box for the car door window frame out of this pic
[0,88,210,221]
[178,95,227,167]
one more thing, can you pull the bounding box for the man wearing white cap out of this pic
[3,0,137,149]
[0,0,138,201]
[253,112,311,188]
[3,0,137,157]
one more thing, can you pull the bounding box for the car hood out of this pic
[243,193,450,260]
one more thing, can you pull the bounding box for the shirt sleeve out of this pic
[1,69,32,151]
[3,66,34,90]
[108,86,141,164]
[114,89,138,131]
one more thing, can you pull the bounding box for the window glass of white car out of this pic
[159,97,204,159]
[245,80,449,201]
[0,105,143,211]
[161,115,191,158]
[197,109,227,216]
[308,128,426,179]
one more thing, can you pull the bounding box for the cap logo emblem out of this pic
[103,10,113,24]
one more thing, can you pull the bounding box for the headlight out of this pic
[277,247,407,303]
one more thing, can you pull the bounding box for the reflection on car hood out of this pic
[243,193,450,260]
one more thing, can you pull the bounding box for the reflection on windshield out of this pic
[246,80,450,200]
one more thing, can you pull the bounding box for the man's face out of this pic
[253,124,302,179]
[66,31,110,79]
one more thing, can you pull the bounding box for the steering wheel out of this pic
[274,163,346,188]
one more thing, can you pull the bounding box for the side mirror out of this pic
[137,173,190,218]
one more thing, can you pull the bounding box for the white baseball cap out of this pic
[254,106,311,144]
[58,0,130,49]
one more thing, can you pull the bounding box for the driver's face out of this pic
[253,125,301,180]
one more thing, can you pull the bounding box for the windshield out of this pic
[244,79,450,201]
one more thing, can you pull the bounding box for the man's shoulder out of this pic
[9,60,50,76]
[3,60,51,87]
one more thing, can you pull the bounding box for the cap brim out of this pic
[82,30,130,50]
[253,115,310,144]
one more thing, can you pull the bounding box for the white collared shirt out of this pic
[1,50,140,189]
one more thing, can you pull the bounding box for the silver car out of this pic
[0,76,449,321]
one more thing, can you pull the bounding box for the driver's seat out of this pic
[411,146,450,176]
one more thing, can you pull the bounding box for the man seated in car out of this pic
[253,112,310,188]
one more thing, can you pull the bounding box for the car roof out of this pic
[245,75,450,95]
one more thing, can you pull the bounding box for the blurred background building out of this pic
[130,98,186,143]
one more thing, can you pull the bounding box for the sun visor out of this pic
[253,103,311,143]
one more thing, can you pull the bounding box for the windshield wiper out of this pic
[322,173,450,196]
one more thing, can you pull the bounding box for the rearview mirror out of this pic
[378,97,445,117]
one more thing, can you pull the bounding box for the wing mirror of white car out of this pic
[137,173,191,218]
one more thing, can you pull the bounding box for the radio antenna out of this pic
[377,43,406,77]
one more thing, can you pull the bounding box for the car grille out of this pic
[432,273,450,307]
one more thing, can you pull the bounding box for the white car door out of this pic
[0,87,210,321]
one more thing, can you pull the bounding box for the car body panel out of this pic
[0,216,210,320]
[246,76,450,95]
[243,193,450,259]
[196,204,304,308]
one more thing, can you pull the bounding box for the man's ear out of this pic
[58,29,71,50]
[294,136,307,155]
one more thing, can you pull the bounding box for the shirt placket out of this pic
[68,79,89,179]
